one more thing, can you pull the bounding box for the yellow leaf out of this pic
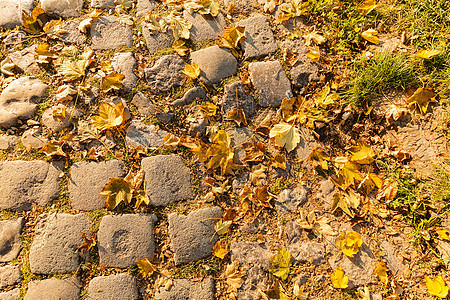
[100,177,133,210]
[170,15,192,40]
[416,49,441,59]
[144,13,168,34]
[373,262,388,284]
[407,87,436,114]
[341,161,363,187]
[1,57,16,76]
[91,102,125,132]
[172,40,189,56]
[356,0,377,15]
[198,102,217,117]
[197,0,220,17]
[100,61,113,72]
[308,147,330,170]
[214,219,232,235]
[22,7,48,34]
[54,46,94,80]
[35,43,57,64]
[437,229,450,240]
[182,62,201,79]
[293,282,308,299]
[271,153,287,170]
[331,192,354,217]
[43,20,67,38]
[225,261,246,292]
[136,258,157,276]
[206,130,235,174]
[303,31,326,46]
[102,71,125,92]
[269,248,293,280]
[223,26,246,48]
[331,267,349,289]
[212,240,229,259]
[42,140,66,157]
[336,231,363,257]
[308,47,320,62]
[361,29,379,44]
[227,108,247,126]
[426,275,449,298]
[349,142,375,164]
[134,192,150,208]
[269,123,300,152]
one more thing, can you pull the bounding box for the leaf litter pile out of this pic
[1,0,450,299]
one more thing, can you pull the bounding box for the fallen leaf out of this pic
[249,164,267,186]
[389,149,411,161]
[374,262,388,284]
[377,180,398,202]
[102,71,125,92]
[426,275,449,298]
[436,229,450,240]
[331,192,354,217]
[77,232,96,252]
[205,130,235,174]
[35,43,58,64]
[197,0,220,17]
[303,31,326,46]
[271,153,287,170]
[215,219,232,235]
[156,269,173,291]
[172,40,189,56]
[279,0,306,21]
[349,142,375,164]
[42,140,66,157]
[298,210,336,236]
[225,260,246,292]
[79,18,93,33]
[170,15,192,40]
[264,0,278,13]
[100,177,133,210]
[212,240,229,259]
[43,19,67,38]
[282,48,300,67]
[183,62,201,79]
[227,108,247,126]
[340,161,363,188]
[22,7,48,34]
[144,13,168,34]
[115,0,134,9]
[416,49,440,59]
[331,267,349,289]
[385,104,408,124]
[91,102,125,132]
[361,29,379,44]
[308,47,320,62]
[198,101,217,117]
[356,0,377,15]
[55,85,77,102]
[269,248,293,280]
[336,231,363,257]
[308,147,330,170]
[407,87,436,114]
[293,282,308,300]
[0,57,16,76]
[54,46,94,80]
[163,133,181,150]
[134,192,150,208]
[219,26,246,57]
[262,282,291,299]
[253,185,272,208]
[136,258,157,276]
[269,123,300,152]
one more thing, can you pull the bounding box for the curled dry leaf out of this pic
[361,29,379,44]
[156,269,173,291]
[385,104,408,124]
[91,102,126,132]
[182,62,201,80]
[198,101,217,117]
[336,231,363,257]
[377,180,398,202]
[308,147,330,169]
[407,87,436,114]
[297,210,336,236]
[163,133,181,150]
[55,85,77,102]
[227,108,247,126]
[0,57,16,76]
[308,46,320,62]
[389,149,411,161]
[249,164,267,186]
[35,43,58,64]
[22,7,48,34]
[42,140,66,157]
[225,261,246,293]
[43,20,68,38]
[356,0,377,15]
[77,232,96,252]
[136,258,157,276]
[331,266,348,289]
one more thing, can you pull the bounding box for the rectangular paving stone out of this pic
[182,11,226,42]
[0,265,21,290]
[69,160,127,210]
[168,207,222,265]
[0,288,20,300]
[237,15,278,59]
[97,214,157,268]
[0,161,60,211]
[91,16,133,50]
[29,213,90,274]
[24,278,80,300]
[155,278,215,300]
[142,155,193,206]
[87,274,138,300]
[0,218,23,262]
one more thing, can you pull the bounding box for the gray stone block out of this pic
[91,16,133,50]
[142,26,174,54]
[0,161,60,211]
[8,46,40,76]
[0,135,17,150]
[24,278,80,300]
[40,0,83,17]
[136,0,155,16]
[155,278,215,300]
[142,155,193,206]
[57,19,87,45]
[219,81,255,117]
[171,86,206,108]
[69,160,127,210]
[97,214,157,268]
[227,127,255,164]
[0,0,33,29]
[125,120,168,149]
[0,288,20,300]
[190,46,237,85]
[183,11,226,42]
[168,207,222,265]
[131,92,157,116]
[145,55,184,93]
[42,104,82,132]
[0,265,21,290]
[29,213,90,274]
[237,15,277,59]
[249,60,292,107]
[288,241,325,265]
[111,52,137,92]
[91,0,115,9]
[0,218,23,263]
[87,274,138,300]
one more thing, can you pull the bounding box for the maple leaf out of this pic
[331,267,348,289]
[102,71,125,92]
[219,26,246,58]
[293,282,309,300]
[308,46,320,62]
[170,15,192,40]
[335,161,363,189]
[197,0,220,17]
[100,177,133,210]
[35,43,58,64]
[249,164,267,186]
[134,191,151,208]
[172,40,189,56]
[358,173,382,194]
[269,123,300,152]
[43,20,67,38]
[136,258,157,276]
[91,102,126,132]
[198,102,217,117]
[227,108,247,126]
[77,232,96,252]
[212,240,229,259]
[42,140,67,157]
[356,0,377,15]
[308,147,330,170]
[0,58,16,76]
[253,185,272,208]
[183,62,201,80]
[426,275,449,298]
[336,231,363,257]
[279,0,307,21]
[55,85,77,102]
[54,46,94,80]
[361,29,379,44]
[373,262,388,284]
[22,7,48,34]
[243,140,266,163]
[349,142,375,164]
[144,13,168,34]
[331,192,354,217]
[269,248,293,280]
[225,260,246,292]
[416,49,440,59]
[215,219,232,235]
[206,130,235,174]
[407,87,436,114]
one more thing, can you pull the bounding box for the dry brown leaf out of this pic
[225,260,246,293]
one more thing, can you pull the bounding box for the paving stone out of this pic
[91,16,133,50]
[188,110,209,137]
[91,0,116,9]
[3,31,27,45]
[0,218,23,263]
[155,278,215,300]
[24,278,80,300]
[182,11,226,42]
[0,135,17,150]
[142,155,193,206]
[21,128,47,150]
[281,39,319,88]
[248,60,292,107]
[219,81,255,117]
[111,52,137,92]
[168,207,222,265]
[145,55,184,93]
[136,0,155,16]
[0,288,20,300]
[190,46,237,85]
[142,27,174,54]
[57,19,87,45]
[295,128,322,168]
[87,274,138,300]
[42,104,82,132]
[380,239,408,276]
[29,213,90,274]
[97,214,157,268]
[40,0,83,17]
[288,241,325,265]
[0,161,60,211]
[437,239,450,267]
[171,86,206,108]
[275,186,308,213]
[125,120,168,149]
[0,77,48,128]
[69,160,127,210]
[0,265,21,290]
[131,92,157,116]
[285,220,302,244]
[236,15,277,59]
[227,127,254,164]
[0,0,34,29]
[8,45,40,76]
